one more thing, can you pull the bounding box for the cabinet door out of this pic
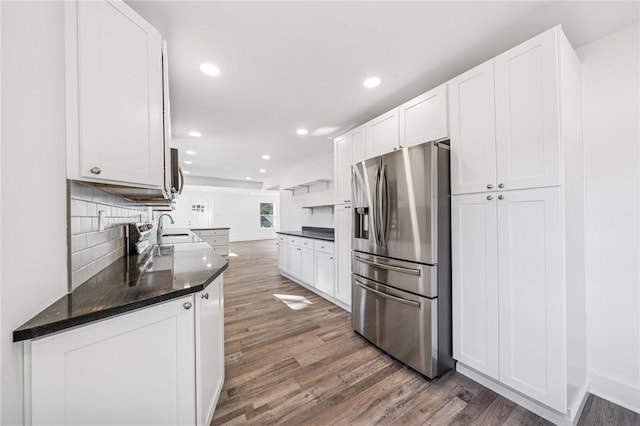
[315,252,335,296]
[334,134,352,204]
[451,193,499,379]
[196,279,224,426]
[29,296,196,426]
[351,125,367,164]
[495,28,560,191]
[68,0,164,187]
[288,246,303,277]
[301,247,315,286]
[497,187,564,411]
[334,204,352,308]
[366,108,399,158]
[162,41,172,198]
[278,243,288,271]
[399,84,448,148]
[449,61,498,195]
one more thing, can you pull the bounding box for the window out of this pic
[260,202,275,229]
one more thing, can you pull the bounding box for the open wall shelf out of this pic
[282,179,331,194]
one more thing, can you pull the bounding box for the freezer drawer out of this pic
[352,251,438,298]
[352,274,439,379]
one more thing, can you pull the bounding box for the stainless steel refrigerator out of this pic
[351,140,454,379]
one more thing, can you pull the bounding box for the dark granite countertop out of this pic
[13,240,228,342]
[277,227,335,242]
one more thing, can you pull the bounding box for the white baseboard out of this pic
[279,270,351,313]
[456,363,589,425]
[589,369,640,414]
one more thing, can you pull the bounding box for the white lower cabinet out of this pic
[300,247,315,286]
[314,252,335,296]
[287,245,303,277]
[196,278,225,426]
[334,205,352,308]
[453,187,580,416]
[278,240,288,270]
[25,281,225,426]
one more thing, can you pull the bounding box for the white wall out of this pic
[1,3,68,424]
[577,23,640,413]
[172,186,280,242]
[277,153,335,231]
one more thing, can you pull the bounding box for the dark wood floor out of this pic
[212,240,640,426]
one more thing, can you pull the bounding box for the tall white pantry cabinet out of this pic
[449,26,587,424]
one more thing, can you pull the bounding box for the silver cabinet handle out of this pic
[90,167,101,175]
[487,184,493,189]
[353,254,420,276]
[354,280,420,308]
[201,293,209,300]
[498,194,505,200]
[183,302,192,310]
[487,195,493,200]
[498,183,505,189]
[297,248,302,251]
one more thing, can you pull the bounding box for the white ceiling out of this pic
[127,1,639,185]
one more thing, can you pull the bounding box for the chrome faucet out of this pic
[157,213,174,240]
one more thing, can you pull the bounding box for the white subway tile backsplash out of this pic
[69,182,148,290]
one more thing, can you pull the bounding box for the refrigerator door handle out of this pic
[354,279,421,308]
[372,165,381,246]
[353,254,421,276]
[380,163,389,246]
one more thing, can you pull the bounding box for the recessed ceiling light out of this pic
[188,131,201,137]
[186,150,196,155]
[296,128,309,136]
[246,176,252,180]
[261,155,271,160]
[259,169,266,173]
[200,63,220,76]
[183,171,191,174]
[184,160,193,165]
[363,77,381,88]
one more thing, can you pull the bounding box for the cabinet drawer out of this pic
[314,240,334,254]
[288,236,313,248]
[213,245,229,256]
[277,234,288,244]
[202,236,229,247]
[197,229,229,237]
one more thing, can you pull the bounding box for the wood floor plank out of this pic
[212,240,638,426]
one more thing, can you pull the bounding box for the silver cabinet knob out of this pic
[330,257,333,260]
[498,194,505,200]
[183,302,192,310]
[498,183,505,189]
[90,167,102,175]
[297,248,302,251]
[399,145,403,148]
[201,293,209,300]
[393,147,397,151]
[487,195,493,201]
[487,184,493,189]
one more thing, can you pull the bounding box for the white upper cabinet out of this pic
[365,107,399,157]
[399,84,448,148]
[334,134,352,204]
[351,126,367,164]
[334,125,366,204]
[449,61,498,195]
[449,28,562,194]
[495,29,560,191]
[66,0,164,188]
